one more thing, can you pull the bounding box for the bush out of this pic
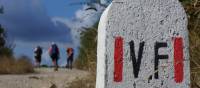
[0,47,13,57]
[0,56,34,74]
[181,0,200,87]
[74,23,98,72]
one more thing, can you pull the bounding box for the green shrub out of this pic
[74,23,98,72]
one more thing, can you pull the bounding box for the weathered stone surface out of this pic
[96,0,190,88]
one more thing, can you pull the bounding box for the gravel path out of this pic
[0,68,89,88]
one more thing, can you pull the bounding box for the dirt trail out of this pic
[0,68,89,88]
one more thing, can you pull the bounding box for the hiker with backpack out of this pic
[48,42,60,71]
[66,48,74,69]
[34,46,43,67]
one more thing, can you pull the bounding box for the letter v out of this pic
[129,41,145,78]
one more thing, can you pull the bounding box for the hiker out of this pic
[34,46,43,67]
[66,48,74,69]
[48,42,60,71]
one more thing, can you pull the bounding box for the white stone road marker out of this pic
[96,0,190,88]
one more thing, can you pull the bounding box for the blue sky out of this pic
[0,0,110,66]
[42,0,82,18]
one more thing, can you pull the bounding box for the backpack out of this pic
[34,47,42,56]
[51,44,58,55]
[37,47,42,55]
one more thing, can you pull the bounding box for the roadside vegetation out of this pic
[0,7,34,74]
[69,23,97,88]
[74,23,98,72]
[183,0,200,87]
[0,56,34,74]
[68,22,97,88]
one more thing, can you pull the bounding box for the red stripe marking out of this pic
[114,37,123,82]
[174,37,184,83]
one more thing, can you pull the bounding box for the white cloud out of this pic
[54,3,106,48]
[101,0,112,5]
[0,0,72,43]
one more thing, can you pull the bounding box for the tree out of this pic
[0,6,13,57]
[0,6,6,52]
[0,25,5,48]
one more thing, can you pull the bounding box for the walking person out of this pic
[34,46,43,67]
[66,48,74,69]
[48,42,60,71]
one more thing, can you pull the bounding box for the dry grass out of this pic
[72,24,97,88]
[74,26,97,72]
[66,72,96,88]
[0,56,34,74]
[182,0,200,87]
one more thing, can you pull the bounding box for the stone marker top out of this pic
[108,0,188,38]
[96,0,189,88]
